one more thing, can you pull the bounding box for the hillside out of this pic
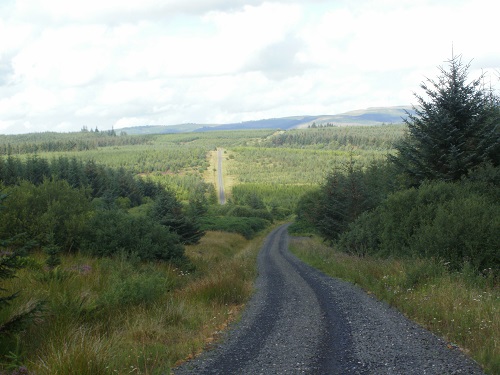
[118,106,412,135]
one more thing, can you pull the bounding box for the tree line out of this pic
[0,154,209,254]
[0,131,152,155]
[262,124,405,150]
[294,55,500,274]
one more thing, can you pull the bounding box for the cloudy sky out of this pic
[0,0,498,134]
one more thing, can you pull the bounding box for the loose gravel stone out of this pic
[174,225,485,374]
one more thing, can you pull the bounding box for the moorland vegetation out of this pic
[0,55,498,374]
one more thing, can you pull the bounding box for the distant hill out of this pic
[118,106,412,135]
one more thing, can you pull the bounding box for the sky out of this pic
[0,0,499,134]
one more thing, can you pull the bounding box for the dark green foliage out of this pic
[231,187,265,209]
[0,155,23,186]
[200,216,270,239]
[81,209,184,262]
[337,179,500,273]
[0,155,189,264]
[43,241,61,270]
[149,190,205,245]
[137,178,164,199]
[24,155,50,185]
[186,183,212,217]
[466,162,500,189]
[297,56,500,276]
[1,196,43,350]
[50,156,88,188]
[316,166,367,242]
[203,202,273,238]
[0,155,158,208]
[291,188,323,234]
[0,180,91,251]
[109,167,143,207]
[296,160,398,242]
[332,210,380,256]
[391,55,500,184]
[0,131,151,155]
[0,249,24,317]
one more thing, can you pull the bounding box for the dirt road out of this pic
[174,224,484,374]
[217,148,226,205]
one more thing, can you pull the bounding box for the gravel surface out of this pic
[174,224,485,374]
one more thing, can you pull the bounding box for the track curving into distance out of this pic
[174,224,484,374]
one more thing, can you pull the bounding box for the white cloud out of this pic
[0,0,499,134]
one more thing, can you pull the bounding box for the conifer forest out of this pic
[0,56,499,374]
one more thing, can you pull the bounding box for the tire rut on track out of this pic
[174,224,484,374]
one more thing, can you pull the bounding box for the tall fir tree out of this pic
[392,55,500,184]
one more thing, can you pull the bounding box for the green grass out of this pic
[1,231,265,374]
[4,125,403,210]
[289,236,499,375]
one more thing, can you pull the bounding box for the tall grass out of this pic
[290,236,499,375]
[1,231,264,374]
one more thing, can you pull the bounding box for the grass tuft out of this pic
[1,230,265,374]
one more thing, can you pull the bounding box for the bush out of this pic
[81,209,184,262]
[296,160,398,243]
[411,194,499,271]
[336,210,381,256]
[337,180,500,273]
[0,180,91,251]
[200,216,270,239]
[149,190,204,245]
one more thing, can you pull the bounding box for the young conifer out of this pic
[392,55,500,184]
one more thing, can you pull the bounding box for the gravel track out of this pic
[217,148,226,205]
[174,224,484,374]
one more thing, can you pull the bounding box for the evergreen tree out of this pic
[150,190,204,245]
[315,166,367,242]
[3,154,23,186]
[24,154,50,185]
[392,55,500,184]
[0,180,91,252]
[0,195,42,339]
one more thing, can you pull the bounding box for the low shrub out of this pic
[209,204,273,222]
[200,216,270,239]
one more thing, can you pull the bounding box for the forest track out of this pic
[174,224,484,374]
[217,148,226,205]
